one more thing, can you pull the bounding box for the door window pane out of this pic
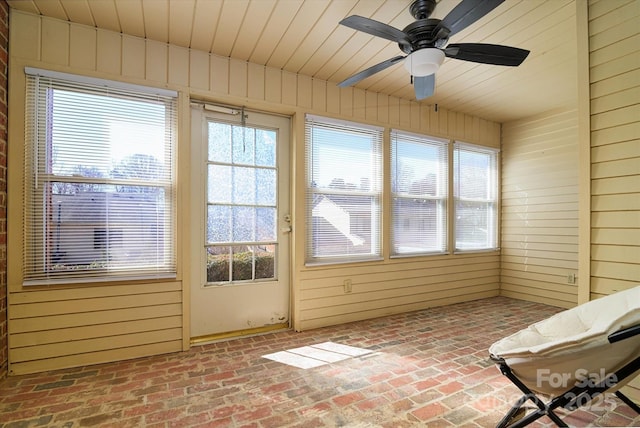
[232,206,255,242]
[256,169,276,205]
[233,167,257,205]
[208,165,231,203]
[255,129,276,167]
[207,205,231,243]
[208,122,232,163]
[256,207,276,241]
[232,246,253,281]
[232,127,255,165]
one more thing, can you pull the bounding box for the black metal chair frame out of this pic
[491,324,640,428]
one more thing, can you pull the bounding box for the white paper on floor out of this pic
[262,341,372,369]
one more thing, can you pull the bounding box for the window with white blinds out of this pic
[391,130,448,256]
[23,68,177,284]
[305,115,383,264]
[454,142,499,252]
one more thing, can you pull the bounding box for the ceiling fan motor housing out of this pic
[400,19,450,54]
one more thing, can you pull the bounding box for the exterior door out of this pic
[190,105,290,339]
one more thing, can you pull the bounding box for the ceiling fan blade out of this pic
[414,74,435,100]
[444,43,529,66]
[338,55,406,87]
[437,0,504,37]
[340,15,410,46]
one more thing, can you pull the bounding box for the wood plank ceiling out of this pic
[8,0,578,123]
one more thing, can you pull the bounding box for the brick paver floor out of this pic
[1,297,639,427]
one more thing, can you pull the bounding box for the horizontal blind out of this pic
[305,115,383,263]
[391,130,448,256]
[24,69,177,284]
[454,142,499,251]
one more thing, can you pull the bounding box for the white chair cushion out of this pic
[489,286,640,395]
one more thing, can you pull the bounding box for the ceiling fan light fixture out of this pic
[403,48,445,76]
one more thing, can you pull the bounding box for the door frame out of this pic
[189,102,292,342]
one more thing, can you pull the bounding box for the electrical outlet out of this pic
[567,273,576,284]
[343,279,352,293]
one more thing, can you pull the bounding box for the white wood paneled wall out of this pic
[8,283,183,375]
[8,10,502,374]
[588,0,640,299]
[500,109,580,308]
[296,254,501,331]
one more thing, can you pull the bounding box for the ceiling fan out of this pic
[337,0,530,100]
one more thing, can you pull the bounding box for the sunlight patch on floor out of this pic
[262,341,372,369]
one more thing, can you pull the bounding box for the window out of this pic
[454,142,499,251]
[24,68,177,284]
[391,130,448,256]
[305,115,382,264]
[205,119,278,284]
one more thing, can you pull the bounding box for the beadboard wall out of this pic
[588,0,639,409]
[500,109,580,308]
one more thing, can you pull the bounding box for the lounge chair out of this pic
[489,286,640,427]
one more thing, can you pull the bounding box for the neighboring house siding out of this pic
[588,0,640,299]
[9,10,501,373]
[0,0,7,381]
[501,109,580,308]
[51,192,164,268]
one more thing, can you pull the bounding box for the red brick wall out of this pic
[0,0,8,380]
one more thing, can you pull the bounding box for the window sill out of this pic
[390,251,449,259]
[305,256,384,268]
[453,248,500,255]
[23,272,178,287]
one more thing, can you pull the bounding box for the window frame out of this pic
[390,129,449,257]
[304,114,383,265]
[23,67,178,285]
[453,141,500,253]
